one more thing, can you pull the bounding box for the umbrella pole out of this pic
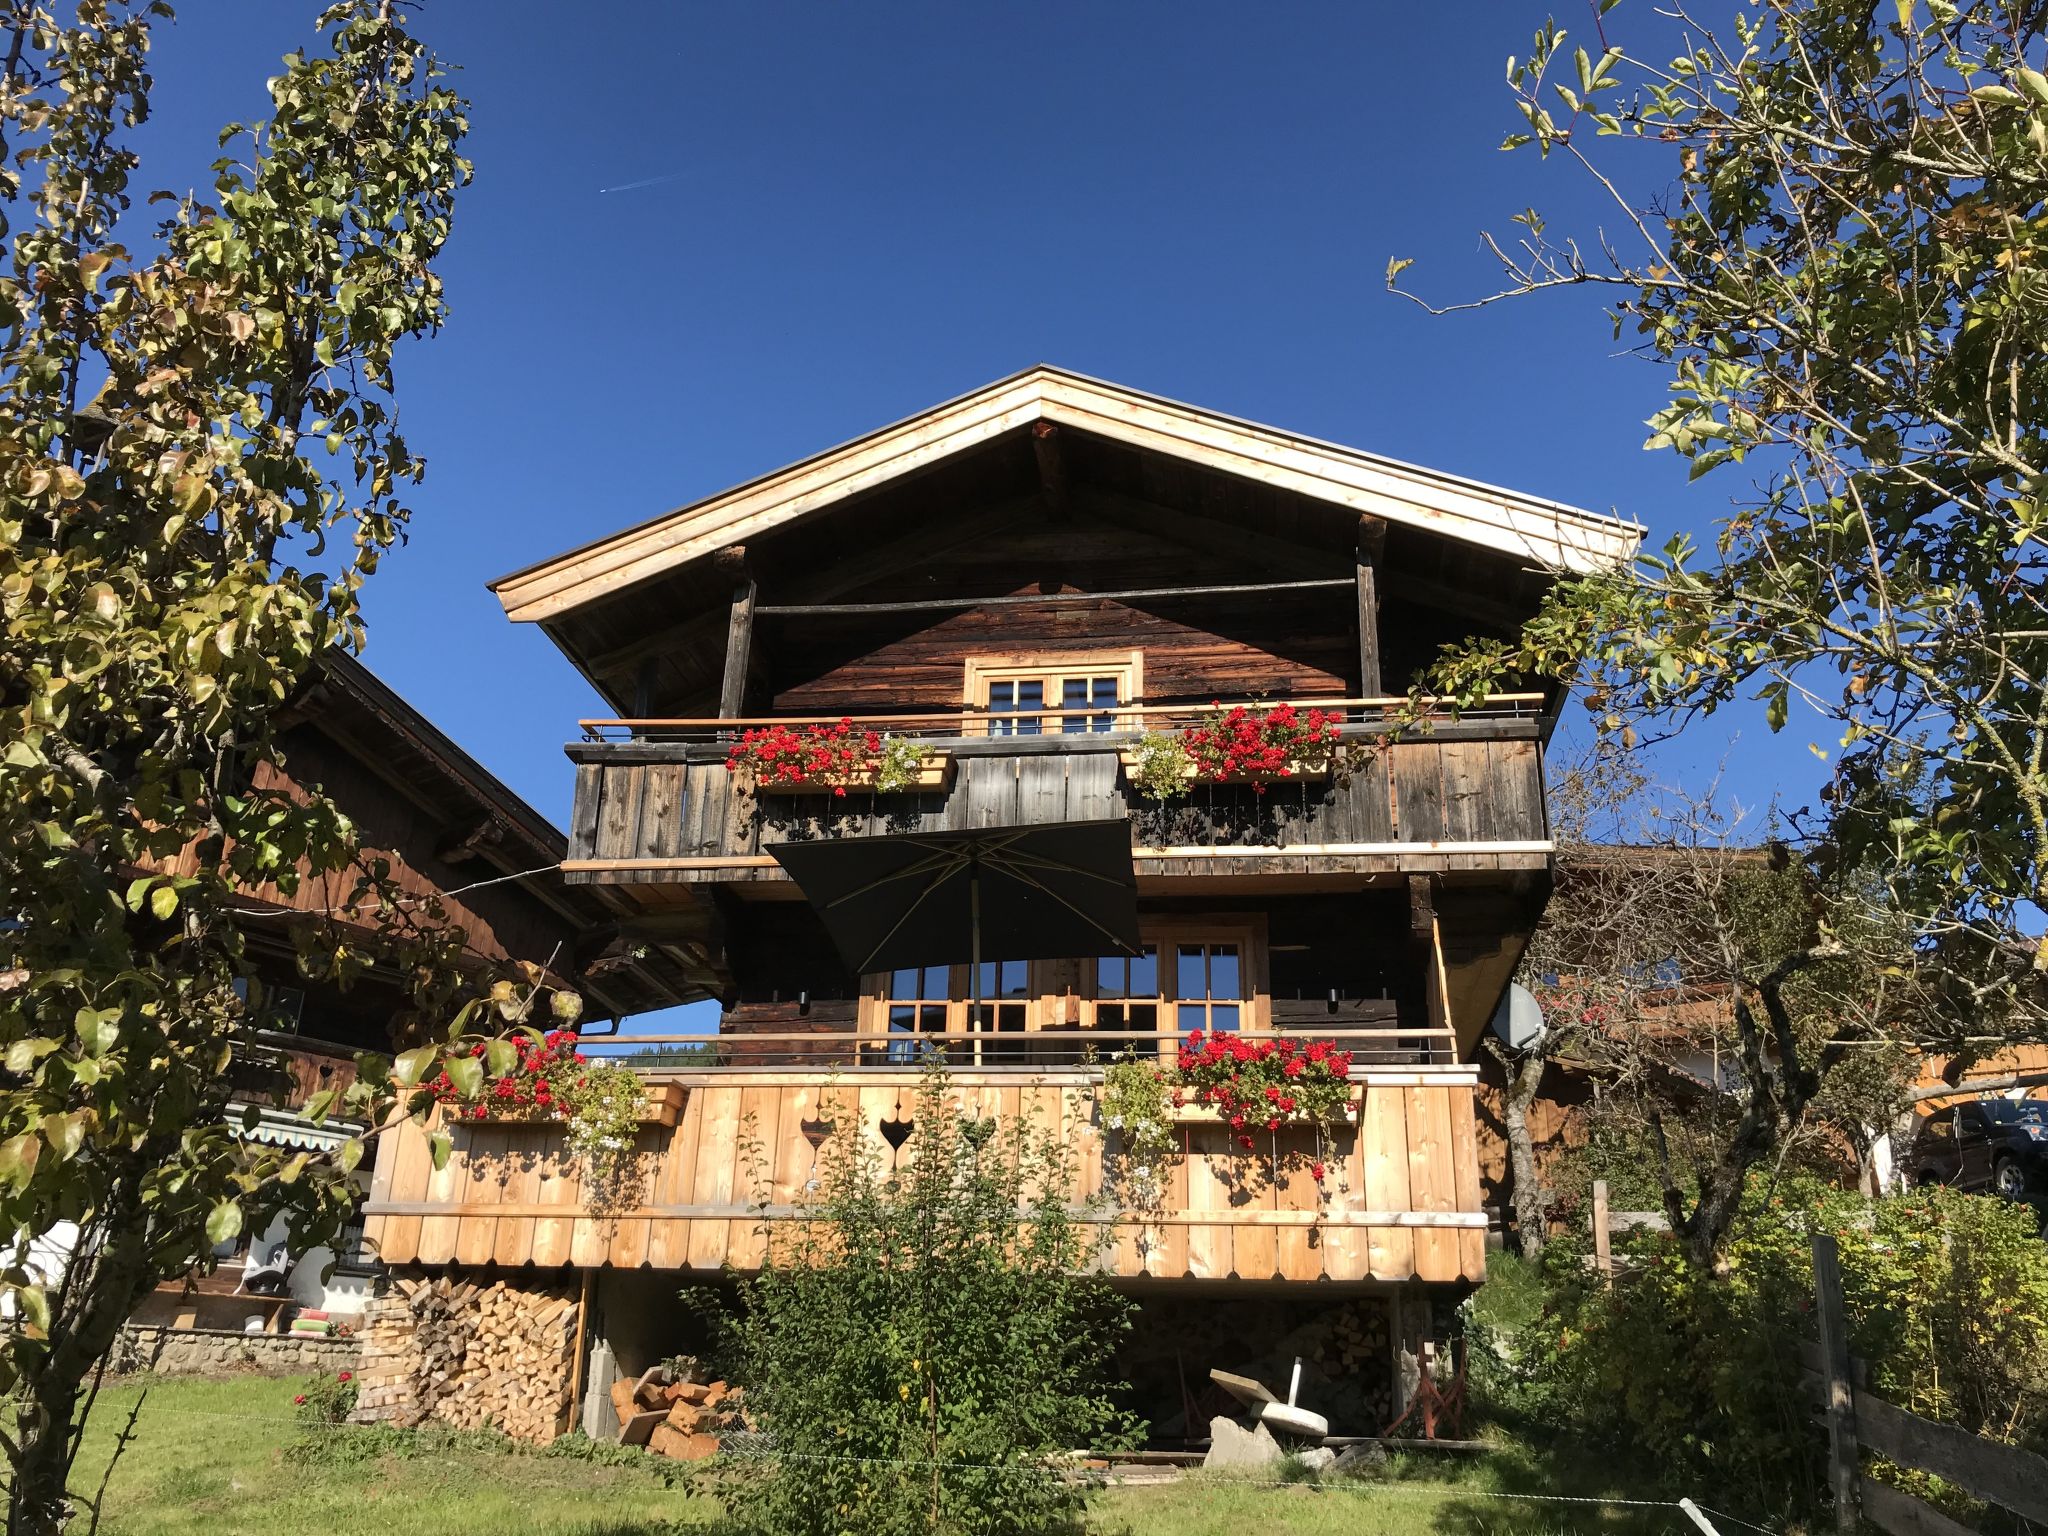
[969,856,982,1067]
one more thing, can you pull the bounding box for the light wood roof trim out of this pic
[491,367,1643,625]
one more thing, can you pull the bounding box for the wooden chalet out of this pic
[358,368,1640,1439]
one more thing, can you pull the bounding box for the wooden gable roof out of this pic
[491,366,1642,626]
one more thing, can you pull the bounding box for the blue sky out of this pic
[134,2,1814,1016]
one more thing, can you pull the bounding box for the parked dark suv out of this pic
[1912,1099,2048,1201]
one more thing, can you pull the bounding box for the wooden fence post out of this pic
[1591,1179,1611,1282]
[1812,1232,1859,1535]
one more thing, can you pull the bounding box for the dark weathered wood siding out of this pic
[563,733,1545,885]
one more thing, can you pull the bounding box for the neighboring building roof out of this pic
[490,365,1644,625]
[272,651,715,1013]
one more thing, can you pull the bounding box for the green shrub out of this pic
[1466,1176,2048,1516]
[703,1064,1138,1536]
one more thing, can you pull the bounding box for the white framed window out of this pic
[964,652,1142,736]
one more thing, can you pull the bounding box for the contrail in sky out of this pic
[597,169,697,195]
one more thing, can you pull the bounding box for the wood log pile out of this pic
[1309,1298,1393,1426]
[351,1271,579,1443]
[611,1361,744,1461]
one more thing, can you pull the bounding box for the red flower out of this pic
[1310,1161,1327,1181]
[338,1370,352,1382]
[294,1394,307,1405]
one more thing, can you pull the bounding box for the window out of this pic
[1085,921,1262,1056]
[1175,942,1244,1035]
[965,652,1142,736]
[869,959,1032,1064]
[883,964,950,1064]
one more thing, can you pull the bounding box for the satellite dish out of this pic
[1490,983,1547,1052]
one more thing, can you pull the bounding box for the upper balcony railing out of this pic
[575,692,1547,744]
[561,693,1553,884]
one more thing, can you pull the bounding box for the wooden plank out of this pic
[1813,1232,1860,1533]
[1448,1088,1487,1280]
[755,577,1353,616]
[530,1127,579,1268]
[491,1117,541,1266]
[1356,548,1382,696]
[719,572,756,720]
[415,1116,466,1265]
[453,1126,505,1266]
[686,1086,743,1269]
[1592,1179,1613,1281]
[1858,1477,1979,1536]
[1855,1391,2048,1524]
[640,763,686,859]
[1273,1132,1320,1282]
[1392,743,1445,843]
[595,763,645,863]
[1409,1085,1460,1282]
[1183,1127,1229,1280]
[1438,741,1491,842]
[569,764,604,861]
[1360,1085,1413,1280]
[726,1085,782,1268]
[648,1090,701,1269]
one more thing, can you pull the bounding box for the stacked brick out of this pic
[350,1272,579,1442]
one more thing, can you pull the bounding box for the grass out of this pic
[61,1372,1685,1536]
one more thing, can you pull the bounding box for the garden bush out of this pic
[702,1065,1137,1536]
[1465,1176,2048,1516]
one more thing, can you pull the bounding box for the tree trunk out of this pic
[9,1195,155,1536]
[1492,1044,1549,1258]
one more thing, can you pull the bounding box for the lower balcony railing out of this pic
[587,1025,1455,1071]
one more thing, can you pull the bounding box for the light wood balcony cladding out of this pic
[362,1072,1487,1284]
[562,733,1546,886]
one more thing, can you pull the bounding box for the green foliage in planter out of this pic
[1096,1053,1176,1210]
[703,1066,1139,1536]
[1125,730,1193,803]
[872,734,931,794]
[1465,1175,2048,1517]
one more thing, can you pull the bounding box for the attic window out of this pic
[964,652,1142,736]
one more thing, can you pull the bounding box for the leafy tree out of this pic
[707,1068,1137,1536]
[1510,755,1934,1265]
[0,6,541,1531]
[1392,0,2048,1038]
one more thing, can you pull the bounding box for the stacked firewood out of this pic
[1307,1298,1392,1426]
[611,1362,744,1461]
[351,1272,579,1443]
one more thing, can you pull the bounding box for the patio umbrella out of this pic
[767,820,1141,1029]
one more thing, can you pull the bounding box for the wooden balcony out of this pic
[362,1062,1487,1286]
[561,696,1549,886]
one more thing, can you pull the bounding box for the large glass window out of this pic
[1175,942,1243,1034]
[885,964,950,1064]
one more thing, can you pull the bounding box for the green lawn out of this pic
[64,1373,1686,1536]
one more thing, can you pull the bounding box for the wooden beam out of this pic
[583,608,727,684]
[1032,420,1068,519]
[717,546,755,722]
[1077,485,1338,581]
[1386,570,1533,635]
[1813,1233,1861,1535]
[755,576,1350,618]
[1357,516,1385,697]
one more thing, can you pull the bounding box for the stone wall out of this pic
[112,1324,360,1378]
[352,1270,580,1443]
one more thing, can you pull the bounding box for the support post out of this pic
[1591,1179,1612,1282]
[715,545,755,721]
[1389,1280,1428,1421]
[1357,516,1385,698]
[1813,1232,1860,1534]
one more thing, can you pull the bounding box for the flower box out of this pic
[1117,749,1332,787]
[752,753,951,795]
[459,1081,684,1129]
[1159,1097,1357,1127]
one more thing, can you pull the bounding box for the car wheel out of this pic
[1992,1156,2030,1201]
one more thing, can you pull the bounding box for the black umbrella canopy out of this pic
[767,820,1141,978]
